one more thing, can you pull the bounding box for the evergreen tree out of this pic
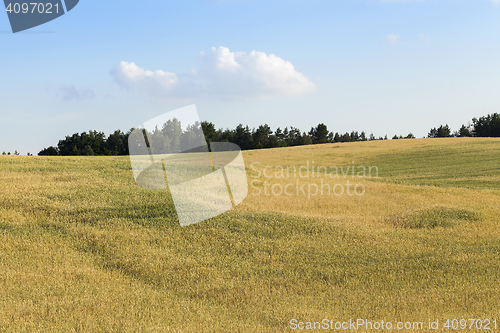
[428,124,452,138]
[201,121,220,143]
[82,145,94,156]
[161,118,182,153]
[456,124,472,137]
[234,124,253,150]
[253,124,272,149]
[472,113,500,137]
[38,146,59,156]
[309,123,329,144]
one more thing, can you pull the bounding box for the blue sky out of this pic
[1,0,499,154]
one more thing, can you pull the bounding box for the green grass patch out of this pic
[390,206,482,229]
[364,139,500,189]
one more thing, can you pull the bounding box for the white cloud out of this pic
[384,33,402,45]
[111,47,316,100]
[58,85,95,101]
[110,61,178,94]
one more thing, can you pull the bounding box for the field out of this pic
[1,138,499,332]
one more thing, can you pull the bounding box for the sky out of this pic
[1,0,499,155]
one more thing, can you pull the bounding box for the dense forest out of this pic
[15,112,498,156]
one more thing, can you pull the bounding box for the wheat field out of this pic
[1,138,499,332]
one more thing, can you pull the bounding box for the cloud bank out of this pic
[111,47,316,100]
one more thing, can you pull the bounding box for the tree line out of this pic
[34,112,500,156]
[38,130,130,156]
[428,113,500,138]
[37,123,389,156]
